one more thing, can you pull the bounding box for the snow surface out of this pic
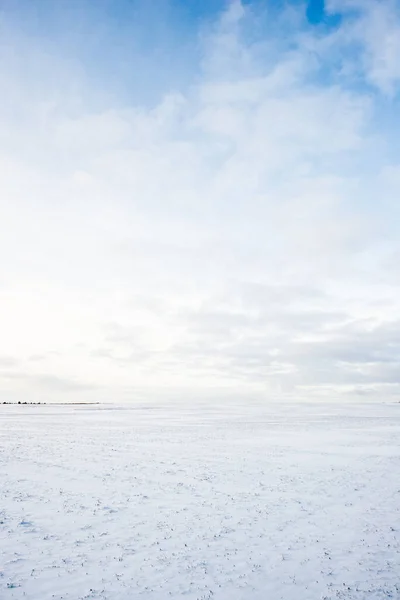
[1,401,400,600]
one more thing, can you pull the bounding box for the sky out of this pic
[1,0,400,404]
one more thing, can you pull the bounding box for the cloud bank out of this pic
[1,0,400,403]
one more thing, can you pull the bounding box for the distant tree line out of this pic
[2,401,46,405]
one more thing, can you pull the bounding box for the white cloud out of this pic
[327,0,400,94]
[0,0,400,402]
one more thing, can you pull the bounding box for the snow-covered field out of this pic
[1,401,399,600]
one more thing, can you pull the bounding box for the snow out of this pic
[1,401,400,600]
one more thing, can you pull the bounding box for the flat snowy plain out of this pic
[1,401,399,600]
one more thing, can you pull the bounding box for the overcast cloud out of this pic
[1,0,400,403]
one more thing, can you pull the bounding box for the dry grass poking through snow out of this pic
[1,401,400,599]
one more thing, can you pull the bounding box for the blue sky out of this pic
[1,0,400,403]
[1,0,345,107]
